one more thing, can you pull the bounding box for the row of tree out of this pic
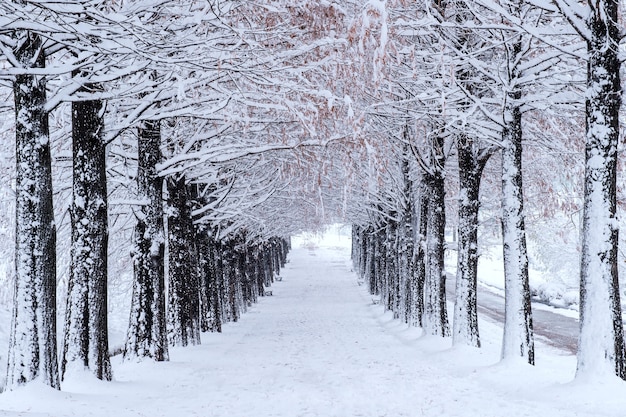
[344,0,625,381]
[2,0,626,392]
[1,0,325,391]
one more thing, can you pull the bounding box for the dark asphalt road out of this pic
[446,277,579,355]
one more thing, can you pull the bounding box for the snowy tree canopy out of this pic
[2,0,626,394]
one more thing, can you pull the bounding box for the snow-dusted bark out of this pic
[576,0,625,380]
[398,151,414,324]
[398,224,412,323]
[62,88,111,381]
[374,228,386,299]
[351,226,359,265]
[409,187,428,328]
[259,241,273,288]
[245,245,260,304]
[423,157,450,337]
[500,91,534,364]
[125,121,168,361]
[449,0,493,348]
[271,237,284,276]
[453,135,490,347]
[197,229,222,333]
[365,228,378,296]
[166,176,201,347]
[6,31,60,390]
[385,220,400,317]
[224,241,244,322]
[237,244,252,310]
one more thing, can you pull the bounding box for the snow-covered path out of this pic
[2,234,626,417]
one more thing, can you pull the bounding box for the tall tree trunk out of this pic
[500,89,534,364]
[366,228,378,296]
[422,162,450,337]
[226,241,241,322]
[385,219,400,317]
[197,226,213,333]
[208,234,223,332]
[397,145,413,323]
[409,186,428,328]
[125,120,168,361]
[166,176,201,346]
[453,135,489,347]
[374,228,385,301]
[62,84,111,381]
[577,0,625,380]
[6,31,60,390]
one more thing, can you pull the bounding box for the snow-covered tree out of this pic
[166,175,201,347]
[5,28,59,390]
[63,81,111,380]
[553,0,626,380]
[125,120,168,361]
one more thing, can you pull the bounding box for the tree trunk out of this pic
[423,164,450,337]
[366,228,377,295]
[63,84,111,381]
[409,186,428,328]
[125,120,168,361]
[166,176,201,346]
[500,92,534,364]
[197,227,212,332]
[399,146,414,324]
[6,31,60,390]
[208,235,223,332]
[577,0,625,380]
[452,134,488,347]
[385,219,400,317]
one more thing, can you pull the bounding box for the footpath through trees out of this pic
[1,232,623,417]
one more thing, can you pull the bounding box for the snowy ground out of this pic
[2,227,626,416]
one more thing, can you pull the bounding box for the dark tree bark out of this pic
[224,240,242,323]
[423,171,449,336]
[422,134,450,337]
[398,146,414,324]
[208,234,223,332]
[261,242,274,287]
[384,218,400,317]
[246,245,260,303]
[6,31,59,390]
[452,135,491,348]
[576,0,625,380]
[374,226,386,302]
[125,120,168,361]
[500,32,534,363]
[215,240,229,321]
[409,186,428,328]
[366,228,378,295]
[237,241,251,311]
[448,0,494,348]
[166,176,201,346]
[62,82,111,381]
[197,227,216,332]
[271,238,282,277]
[254,246,266,298]
[358,228,367,284]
